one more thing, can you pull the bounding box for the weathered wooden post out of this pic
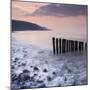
[68,40,71,52]
[59,38,61,54]
[56,38,59,55]
[73,41,75,52]
[52,37,55,55]
[79,41,83,52]
[62,39,66,53]
[75,41,78,51]
[81,42,84,51]
[71,40,74,52]
[52,37,85,55]
[85,42,87,51]
[79,41,81,52]
[66,40,69,52]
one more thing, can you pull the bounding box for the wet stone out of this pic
[64,77,67,81]
[18,65,21,67]
[34,74,37,76]
[24,54,27,57]
[34,67,39,71]
[23,50,27,53]
[15,58,19,61]
[12,66,15,69]
[12,73,18,81]
[22,63,26,66]
[43,69,48,73]
[23,69,30,73]
[52,71,57,76]
[30,76,35,81]
[30,66,33,68]
[67,69,72,73]
[18,73,30,81]
[24,75,30,81]
[47,76,52,81]
[13,60,17,63]
[37,80,43,83]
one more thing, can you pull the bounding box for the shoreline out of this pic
[11,39,87,89]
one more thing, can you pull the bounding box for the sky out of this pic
[12,1,87,18]
[12,1,88,47]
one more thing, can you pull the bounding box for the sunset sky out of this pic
[12,1,88,48]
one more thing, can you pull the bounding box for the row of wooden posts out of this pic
[52,37,87,55]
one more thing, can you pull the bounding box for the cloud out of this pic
[29,3,87,17]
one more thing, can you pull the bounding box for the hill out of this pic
[12,20,48,31]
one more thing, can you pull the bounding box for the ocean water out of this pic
[11,40,87,89]
[12,29,87,49]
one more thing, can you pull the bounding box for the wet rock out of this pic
[23,69,30,73]
[18,65,21,67]
[12,66,15,69]
[47,76,52,81]
[22,63,26,66]
[18,73,30,81]
[23,50,27,53]
[13,60,17,63]
[52,71,57,76]
[12,73,18,81]
[30,66,33,68]
[24,54,27,57]
[34,67,39,71]
[15,58,19,61]
[64,77,67,81]
[43,68,48,73]
[67,68,72,73]
[30,76,35,82]
[34,74,37,76]
[37,80,43,83]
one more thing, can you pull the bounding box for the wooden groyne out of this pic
[52,37,87,55]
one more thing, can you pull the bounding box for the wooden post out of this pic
[79,41,81,52]
[85,42,87,51]
[59,38,61,54]
[81,42,84,51]
[68,40,71,52]
[75,41,78,51]
[56,38,59,55]
[73,41,75,52]
[79,41,83,52]
[71,40,74,52]
[52,37,55,55]
[62,39,66,53]
[52,37,85,54]
[66,40,69,52]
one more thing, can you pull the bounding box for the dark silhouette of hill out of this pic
[12,20,48,31]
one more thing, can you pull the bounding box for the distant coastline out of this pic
[12,20,48,31]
